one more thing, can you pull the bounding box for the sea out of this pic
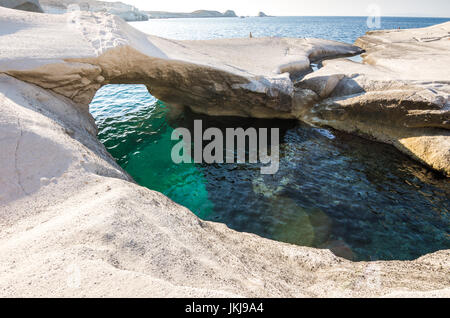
[90,16,450,261]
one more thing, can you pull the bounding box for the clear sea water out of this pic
[129,16,450,42]
[90,17,450,261]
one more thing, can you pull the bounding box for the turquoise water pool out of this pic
[90,84,450,261]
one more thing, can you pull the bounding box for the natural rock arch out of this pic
[0,0,43,13]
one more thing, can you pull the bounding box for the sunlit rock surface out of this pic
[40,0,148,21]
[0,7,362,112]
[0,8,449,297]
[299,23,450,175]
[146,10,238,19]
[2,8,448,174]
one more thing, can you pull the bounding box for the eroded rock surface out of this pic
[1,74,449,297]
[0,8,449,297]
[1,7,362,113]
[40,0,148,21]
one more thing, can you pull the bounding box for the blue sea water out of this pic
[90,17,450,261]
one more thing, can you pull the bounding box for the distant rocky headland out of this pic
[146,10,238,19]
[0,1,270,21]
[39,0,148,21]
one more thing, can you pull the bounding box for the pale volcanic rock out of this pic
[0,0,43,13]
[0,7,449,298]
[146,10,238,19]
[298,22,450,175]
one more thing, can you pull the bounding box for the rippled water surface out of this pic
[130,16,449,43]
[91,17,450,261]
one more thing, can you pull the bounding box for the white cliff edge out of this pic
[0,8,449,297]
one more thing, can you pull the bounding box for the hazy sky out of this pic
[104,0,450,17]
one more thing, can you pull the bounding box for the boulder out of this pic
[224,10,237,17]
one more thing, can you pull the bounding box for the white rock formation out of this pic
[146,10,238,19]
[298,23,450,175]
[0,7,449,297]
[40,0,148,21]
[0,7,362,111]
[4,5,448,175]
